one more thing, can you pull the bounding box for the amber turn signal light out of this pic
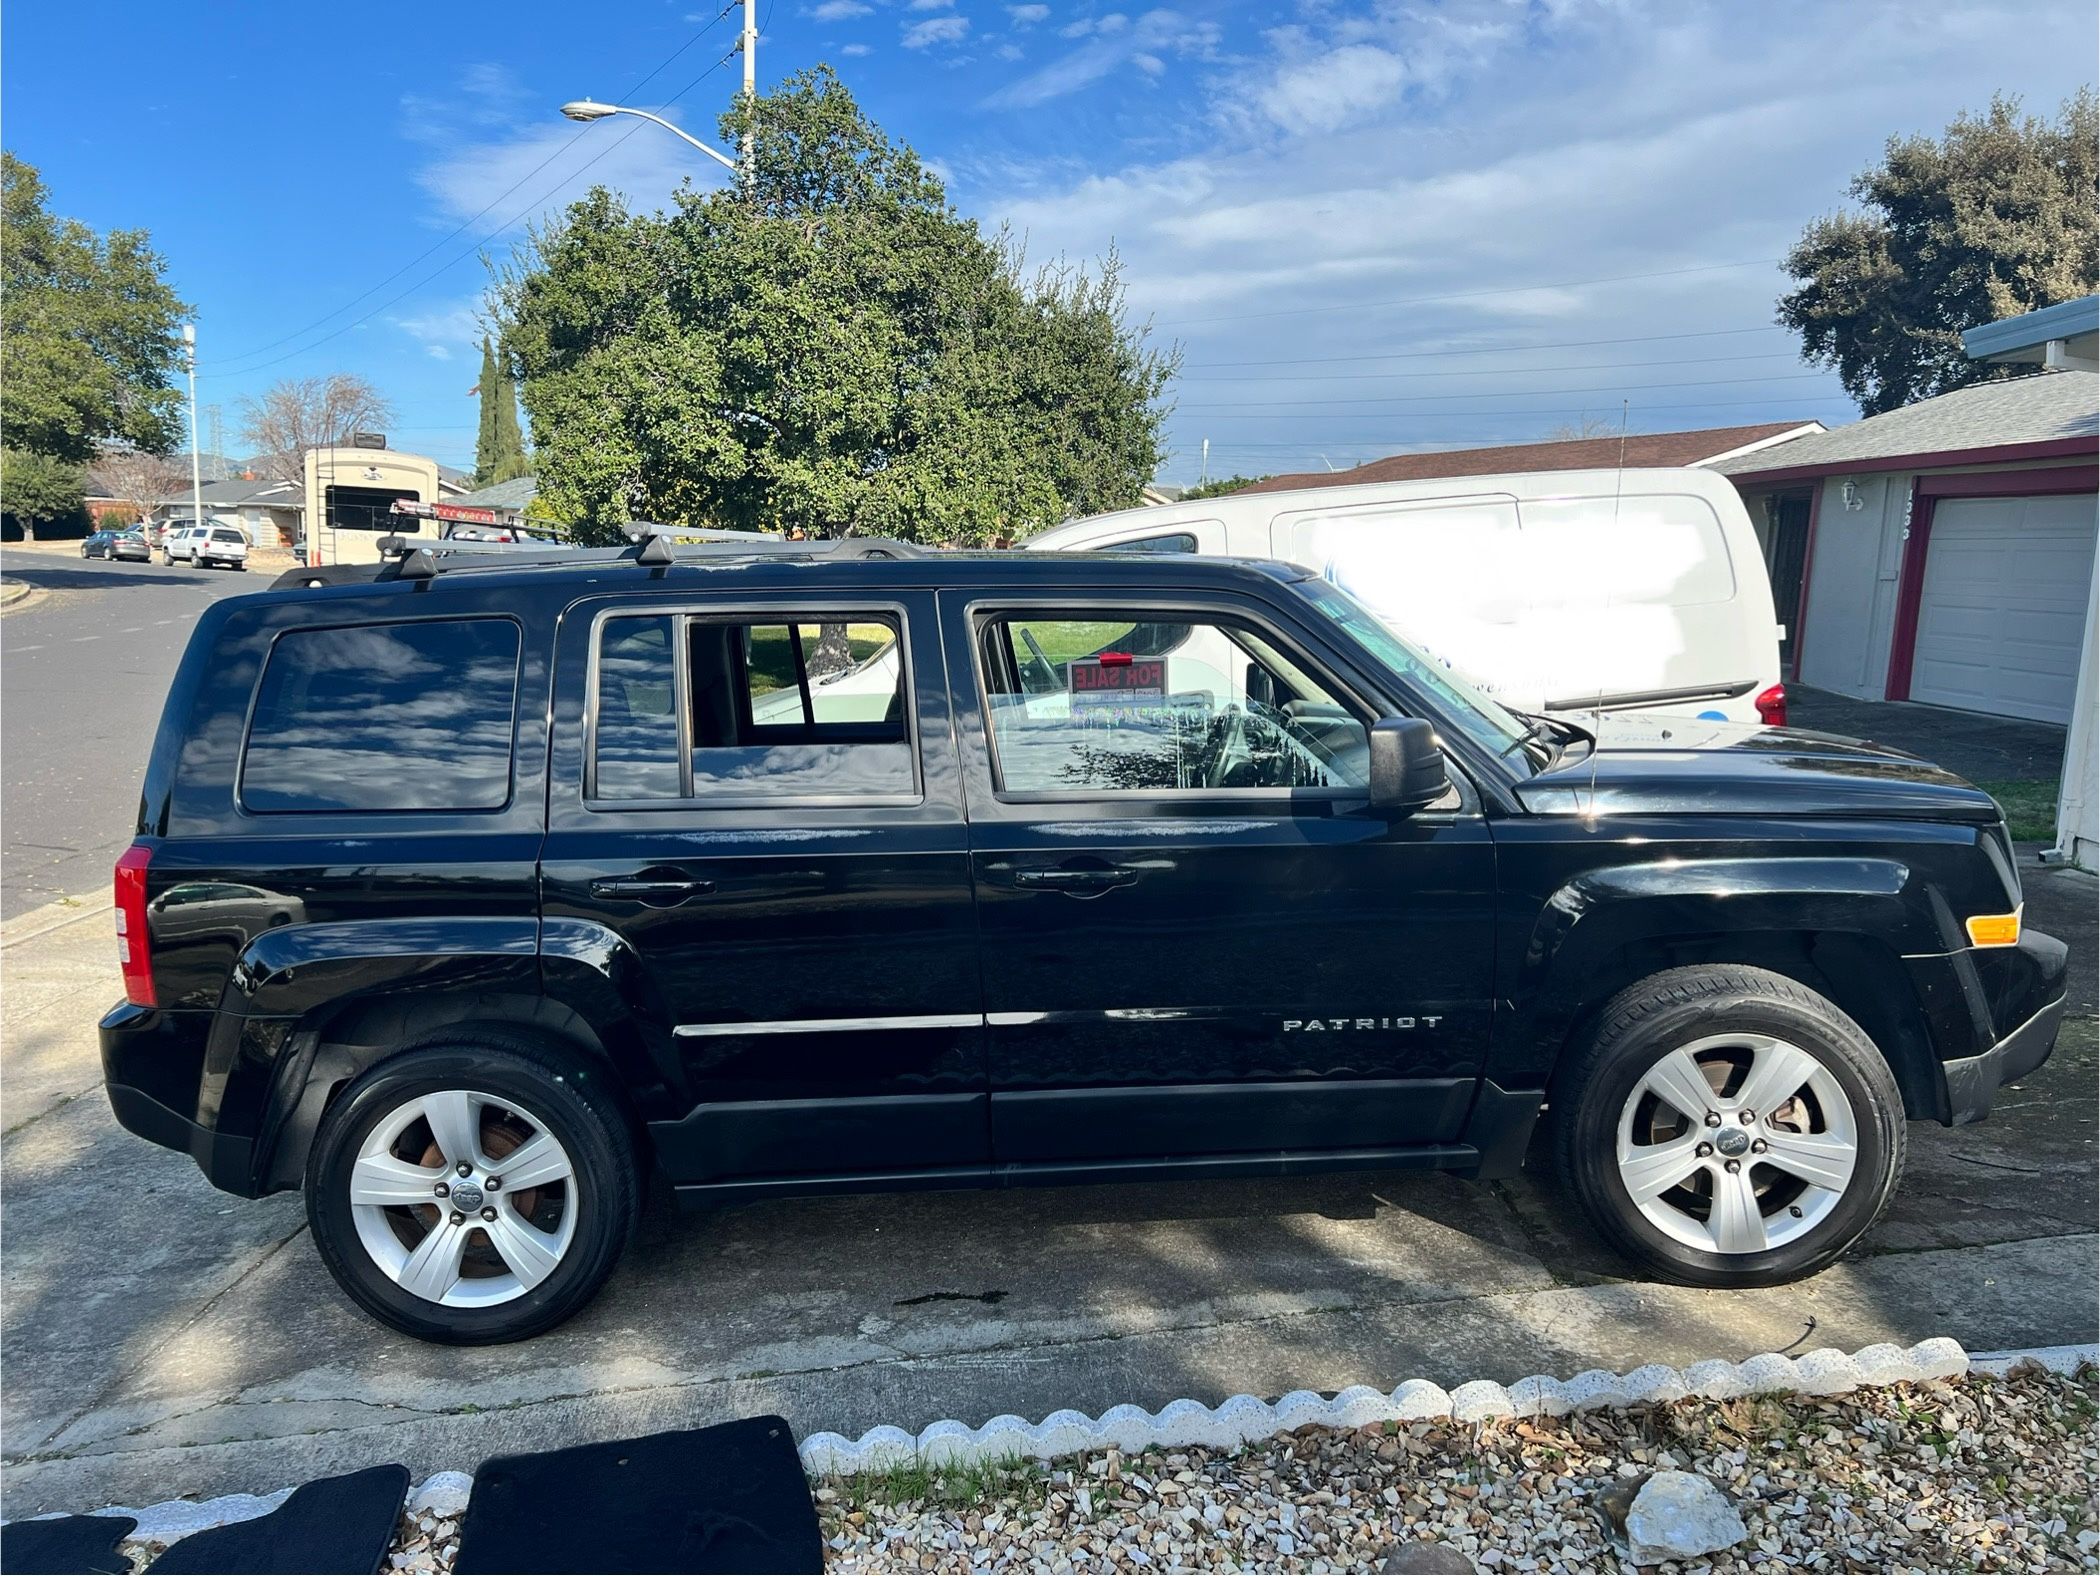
[1965,909,2022,948]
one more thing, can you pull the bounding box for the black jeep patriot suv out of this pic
[102,536,2068,1343]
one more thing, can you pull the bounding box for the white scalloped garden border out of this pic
[20,1339,2093,1544]
[797,1336,1995,1475]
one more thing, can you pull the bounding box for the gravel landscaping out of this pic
[84,1362,2098,1573]
[813,1364,2097,1574]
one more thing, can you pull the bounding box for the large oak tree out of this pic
[496,67,1176,545]
[1779,90,2097,414]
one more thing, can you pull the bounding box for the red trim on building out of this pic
[1790,484,1823,683]
[1883,467,2100,703]
[1728,436,2096,489]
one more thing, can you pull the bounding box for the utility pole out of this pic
[183,324,203,532]
[739,0,757,178]
[1199,437,1209,486]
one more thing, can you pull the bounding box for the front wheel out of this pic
[1552,965,1904,1287]
[306,1034,640,1343]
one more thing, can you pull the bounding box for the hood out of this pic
[1515,715,2002,822]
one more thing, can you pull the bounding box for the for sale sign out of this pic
[1069,654,1167,713]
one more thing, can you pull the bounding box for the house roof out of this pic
[449,475,539,511]
[1713,372,2099,483]
[1962,295,2099,365]
[154,478,303,510]
[1235,422,1824,494]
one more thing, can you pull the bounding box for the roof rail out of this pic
[269,531,926,590]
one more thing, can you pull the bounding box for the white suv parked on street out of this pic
[164,524,249,570]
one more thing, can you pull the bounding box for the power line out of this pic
[1180,351,1806,386]
[1155,258,1782,329]
[1174,372,1839,413]
[205,53,737,381]
[211,39,739,380]
[1181,324,1787,371]
[209,22,728,369]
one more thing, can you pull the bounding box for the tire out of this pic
[1551,965,1904,1287]
[306,1031,640,1343]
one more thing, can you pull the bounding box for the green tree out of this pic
[1180,473,1271,500]
[1779,90,2098,414]
[2,152,191,463]
[473,335,531,486]
[1,448,86,539]
[496,66,1175,545]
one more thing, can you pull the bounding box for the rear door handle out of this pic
[589,875,715,906]
[1011,865,1139,895]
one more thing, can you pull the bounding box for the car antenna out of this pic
[1586,400,1629,821]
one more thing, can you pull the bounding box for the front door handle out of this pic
[589,874,715,906]
[1010,865,1139,895]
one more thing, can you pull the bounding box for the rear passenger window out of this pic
[241,619,521,813]
[589,612,914,803]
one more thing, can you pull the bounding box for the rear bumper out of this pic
[100,1000,259,1195]
[1940,990,2068,1126]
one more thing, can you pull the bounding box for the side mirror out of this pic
[1367,716,1449,813]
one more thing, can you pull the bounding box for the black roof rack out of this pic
[269,531,924,592]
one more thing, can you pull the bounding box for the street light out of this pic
[182,323,203,539]
[559,100,739,174]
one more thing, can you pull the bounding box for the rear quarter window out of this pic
[239,618,522,813]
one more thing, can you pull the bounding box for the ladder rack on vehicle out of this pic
[269,528,925,591]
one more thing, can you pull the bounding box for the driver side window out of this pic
[978,612,1369,795]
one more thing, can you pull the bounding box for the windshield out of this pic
[1295,575,1535,762]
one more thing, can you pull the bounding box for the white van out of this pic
[1025,468,1787,726]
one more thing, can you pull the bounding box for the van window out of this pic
[1520,495,1736,607]
[241,619,521,813]
[1108,531,1198,554]
[589,612,914,802]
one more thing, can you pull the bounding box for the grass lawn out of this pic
[1973,777,2060,842]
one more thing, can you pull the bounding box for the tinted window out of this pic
[979,612,1368,795]
[211,529,244,543]
[590,612,914,803]
[1108,532,1198,554]
[241,620,521,813]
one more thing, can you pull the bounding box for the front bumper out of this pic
[1941,990,2068,1125]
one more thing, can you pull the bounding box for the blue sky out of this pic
[5,0,2093,484]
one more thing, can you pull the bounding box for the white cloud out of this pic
[903,13,969,46]
[1007,3,1050,22]
[987,8,1218,107]
[908,0,955,9]
[1132,51,1164,75]
[840,40,873,54]
[810,0,872,17]
[967,0,2097,482]
[391,299,484,363]
[998,41,1026,59]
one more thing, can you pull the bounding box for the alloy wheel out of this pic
[348,1089,579,1307]
[1614,1033,1857,1255]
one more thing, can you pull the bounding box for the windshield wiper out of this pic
[1500,713,1594,766]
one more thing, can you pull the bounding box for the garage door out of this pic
[1909,493,2098,724]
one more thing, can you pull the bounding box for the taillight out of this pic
[1754,683,1787,728]
[114,844,156,1007]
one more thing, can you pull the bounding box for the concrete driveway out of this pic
[4,857,2092,1518]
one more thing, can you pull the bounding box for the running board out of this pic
[670,1143,1481,1208]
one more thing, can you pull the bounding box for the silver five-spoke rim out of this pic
[1615,1034,1857,1256]
[350,1090,579,1308]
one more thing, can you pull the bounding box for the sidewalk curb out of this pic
[1,889,115,951]
[27,1335,2093,1546]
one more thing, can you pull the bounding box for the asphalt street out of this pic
[0,546,259,918]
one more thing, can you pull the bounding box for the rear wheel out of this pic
[306,1034,640,1343]
[1553,966,1904,1286]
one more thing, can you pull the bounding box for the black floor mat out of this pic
[1,1514,137,1575]
[144,1465,409,1575]
[454,1416,822,1574]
